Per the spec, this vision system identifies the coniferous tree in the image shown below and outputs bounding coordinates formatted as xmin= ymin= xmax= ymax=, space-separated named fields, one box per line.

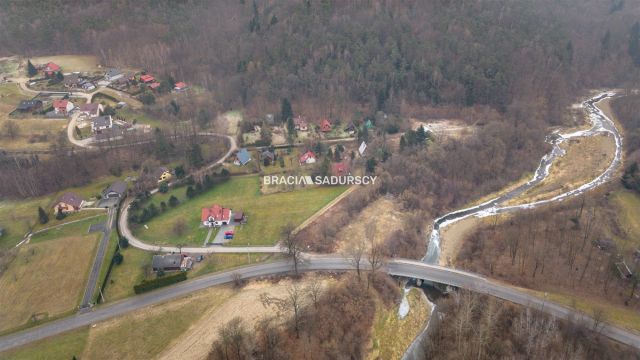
xmin=629 ymin=22 xmax=640 ymax=66
xmin=281 ymin=98 xmax=293 ymax=124
xmin=27 ymin=60 xmax=37 ymax=77
xmin=38 ymin=207 xmax=49 ymax=224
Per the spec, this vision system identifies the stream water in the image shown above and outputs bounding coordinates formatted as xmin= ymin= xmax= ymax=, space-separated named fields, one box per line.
xmin=401 ymin=92 xmax=623 ymax=359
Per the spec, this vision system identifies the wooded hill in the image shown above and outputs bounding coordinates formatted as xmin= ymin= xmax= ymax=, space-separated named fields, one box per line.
xmin=1 ymin=0 xmax=639 ymax=118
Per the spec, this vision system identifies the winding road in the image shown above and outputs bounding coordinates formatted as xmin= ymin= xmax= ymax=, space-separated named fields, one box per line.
xmin=1 ymin=89 xmax=637 ymax=354
xmin=1 ymin=256 xmax=639 ymax=353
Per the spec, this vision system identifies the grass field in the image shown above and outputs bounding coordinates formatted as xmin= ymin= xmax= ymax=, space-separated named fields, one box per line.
xmin=81 ymin=286 xmax=235 ymax=360
xmin=0 ymin=174 xmax=126 ymax=249
xmin=369 ymin=288 xmax=430 ymax=360
xmin=31 ymin=55 xmax=101 ymax=73
xmin=0 ymin=234 xmax=99 ymax=333
xmin=132 ymin=176 xmax=348 ymax=246
xmin=612 ymin=190 xmax=640 ymax=249
xmin=0 ymin=327 xmax=89 ymax=360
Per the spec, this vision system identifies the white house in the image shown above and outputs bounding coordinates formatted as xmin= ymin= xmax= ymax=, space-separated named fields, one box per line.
xmin=201 ymin=204 xmax=232 ymax=227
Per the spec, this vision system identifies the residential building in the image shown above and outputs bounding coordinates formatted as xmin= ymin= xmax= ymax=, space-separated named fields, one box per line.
xmin=62 ymin=73 xmax=81 ymax=88
xmin=54 ymin=192 xmax=84 ymax=214
xmin=234 ymin=148 xmax=252 ymax=166
xmin=105 ymin=68 xmax=123 ymax=81
xmin=294 ymin=116 xmax=308 ymax=131
xmin=174 ymin=82 xmax=188 ymax=92
xmin=42 ymin=62 xmax=61 ymax=77
xmin=52 ymin=99 xmax=74 ymax=115
xmin=153 ymin=167 xmax=172 ymax=183
xmin=79 ymin=103 xmax=103 ymax=118
xmin=92 ymin=115 xmax=113 ymax=133
xmin=149 ymin=82 xmax=161 ymax=91
xmin=16 ymin=100 xmax=43 ymax=113
xmin=261 ymin=150 xmax=275 ymax=164
xmin=299 ymin=150 xmax=317 ymax=165
xmin=140 ymin=74 xmax=155 ymax=83
xmin=152 ymin=254 xmax=193 ymax=272
xmin=103 ymin=180 xmax=127 ymax=199
xmin=320 ymin=118 xmax=332 ymax=132
xmin=333 ymin=162 xmax=350 ymax=176
xmin=201 ymin=204 xmax=232 ymax=227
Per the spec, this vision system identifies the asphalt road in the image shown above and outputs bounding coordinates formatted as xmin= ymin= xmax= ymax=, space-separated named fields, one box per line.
xmin=79 ymin=207 xmax=116 ymax=309
xmin=2 ymin=256 xmax=640 ymax=353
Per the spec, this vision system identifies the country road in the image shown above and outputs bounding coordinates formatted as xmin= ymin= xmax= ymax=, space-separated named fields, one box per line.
xmin=1 ymin=256 xmax=639 ymax=353
xmin=79 ymin=207 xmax=116 ymax=308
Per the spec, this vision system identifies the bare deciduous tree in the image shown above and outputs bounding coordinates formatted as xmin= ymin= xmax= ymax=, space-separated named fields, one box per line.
xmin=260 ymin=284 xmax=305 ymax=339
xmin=281 ymin=222 xmax=303 ymax=275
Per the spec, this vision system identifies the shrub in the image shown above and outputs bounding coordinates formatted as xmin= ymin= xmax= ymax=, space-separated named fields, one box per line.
xmin=133 ymin=272 xmax=187 ymax=294
xmin=169 ymin=195 xmax=179 ymax=207
xmin=159 ymin=181 xmax=169 ymax=193
xmin=113 ymin=252 xmax=124 ymax=265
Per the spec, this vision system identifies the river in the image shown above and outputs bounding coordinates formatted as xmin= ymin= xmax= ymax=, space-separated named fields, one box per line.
xmin=401 ymin=91 xmax=623 ymax=359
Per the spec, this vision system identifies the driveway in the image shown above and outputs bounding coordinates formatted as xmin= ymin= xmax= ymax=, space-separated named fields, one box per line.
xmin=209 ymin=224 xmax=236 ymax=245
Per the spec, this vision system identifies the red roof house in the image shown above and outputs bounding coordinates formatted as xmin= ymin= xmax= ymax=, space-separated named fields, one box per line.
xmin=299 ymin=150 xmax=317 ymax=165
xmin=201 ymin=204 xmax=232 ymax=227
xmin=42 ymin=62 xmax=61 ymax=76
xmin=140 ymin=74 xmax=155 ymax=83
xmin=174 ymin=82 xmax=188 ymax=92
xmin=294 ymin=116 xmax=308 ymax=131
xmin=149 ymin=82 xmax=161 ymax=90
xmin=333 ymin=162 xmax=350 ymax=176
xmin=52 ymin=99 xmax=74 ymax=115
xmin=320 ymin=119 xmax=332 ymax=132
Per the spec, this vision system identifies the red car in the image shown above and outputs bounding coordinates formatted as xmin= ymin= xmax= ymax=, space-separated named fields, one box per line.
xmin=224 ymin=230 xmax=235 ymax=236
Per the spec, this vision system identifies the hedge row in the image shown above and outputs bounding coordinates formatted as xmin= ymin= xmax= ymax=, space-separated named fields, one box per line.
xmin=133 ymin=272 xmax=187 ymax=294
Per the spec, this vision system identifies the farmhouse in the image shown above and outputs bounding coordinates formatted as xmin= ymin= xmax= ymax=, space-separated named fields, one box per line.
xmin=16 ymin=100 xmax=43 ymax=113
xmin=174 ymin=82 xmax=188 ymax=92
xmin=153 ymin=167 xmax=172 ymax=183
xmin=202 ymin=204 xmax=232 ymax=227
xmin=103 ymin=180 xmax=127 ymax=199
xmin=299 ymin=150 xmax=317 ymax=165
xmin=294 ymin=116 xmax=308 ymax=131
xmin=140 ymin=74 xmax=155 ymax=83
xmin=54 ymin=192 xmax=84 ymax=214
xmin=92 ymin=115 xmax=113 ymax=133
xmin=320 ymin=118 xmax=332 ymax=132
xmin=42 ymin=62 xmax=61 ymax=76
xmin=234 ymin=148 xmax=252 ymax=166
xmin=152 ymin=254 xmax=193 ymax=272
xmin=79 ymin=103 xmax=103 ymax=118
xmin=52 ymin=99 xmax=74 ymax=115
xmin=104 ymin=68 xmax=123 ymax=81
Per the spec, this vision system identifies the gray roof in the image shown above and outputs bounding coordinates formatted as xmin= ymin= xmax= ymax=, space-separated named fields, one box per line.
xmin=93 ymin=115 xmax=113 ymax=128
xmin=63 ymin=73 xmax=80 ymax=86
xmin=236 ymin=148 xmax=251 ymax=165
xmin=57 ymin=192 xmax=84 ymax=208
xmin=17 ymin=100 xmax=42 ymax=110
xmin=105 ymin=68 xmax=122 ymax=78
xmin=152 ymin=254 xmax=183 ymax=270
xmin=261 ymin=150 xmax=275 ymax=160
xmin=104 ymin=180 xmax=127 ymax=196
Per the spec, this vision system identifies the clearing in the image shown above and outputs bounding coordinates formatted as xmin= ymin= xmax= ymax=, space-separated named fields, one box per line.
xmin=510 ymin=133 xmax=616 ymax=204
xmin=132 ymin=176 xmax=348 ymax=246
xmin=0 ymin=234 xmax=99 ymax=333
xmin=30 ymin=55 xmax=101 ymax=73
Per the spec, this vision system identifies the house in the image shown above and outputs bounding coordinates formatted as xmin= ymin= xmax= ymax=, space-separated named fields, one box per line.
xmin=294 ymin=116 xmax=308 ymax=131
xmin=233 ymin=210 xmax=246 ymax=223
xmin=345 ymin=122 xmax=357 ymax=135
xmin=152 ymin=254 xmax=193 ymax=272
xmin=79 ymin=103 xmax=103 ymax=118
xmin=333 ymin=162 xmax=350 ymax=176
xmin=91 ymin=115 xmax=113 ymax=133
xmin=299 ymin=150 xmax=317 ymax=165
xmin=148 ymin=82 xmax=161 ymax=91
xmin=174 ymin=82 xmax=188 ymax=92
xmin=103 ymin=180 xmax=127 ymax=199
xmin=16 ymin=100 xmax=43 ymax=113
xmin=201 ymin=204 xmax=232 ymax=227
xmin=104 ymin=68 xmax=123 ymax=81
xmin=320 ymin=118 xmax=332 ymax=132
xmin=42 ymin=62 xmax=61 ymax=76
xmin=52 ymin=99 xmax=74 ymax=115
xmin=82 ymin=82 xmax=96 ymax=91
xmin=234 ymin=148 xmax=252 ymax=166
xmin=54 ymin=192 xmax=84 ymax=214
xmin=140 ymin=74 xmax=155 ymax=83
xmin=261 ymin=150 xmax=275 ymax=164
xmin=62 ymin=73 xmax=81 ymax=88
xmin=153 ymin=167 xmax=172 ymax=183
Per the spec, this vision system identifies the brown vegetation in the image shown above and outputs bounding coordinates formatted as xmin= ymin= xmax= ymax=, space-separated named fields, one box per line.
xmin=422 ymin=291 xmax=637 ymax=359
